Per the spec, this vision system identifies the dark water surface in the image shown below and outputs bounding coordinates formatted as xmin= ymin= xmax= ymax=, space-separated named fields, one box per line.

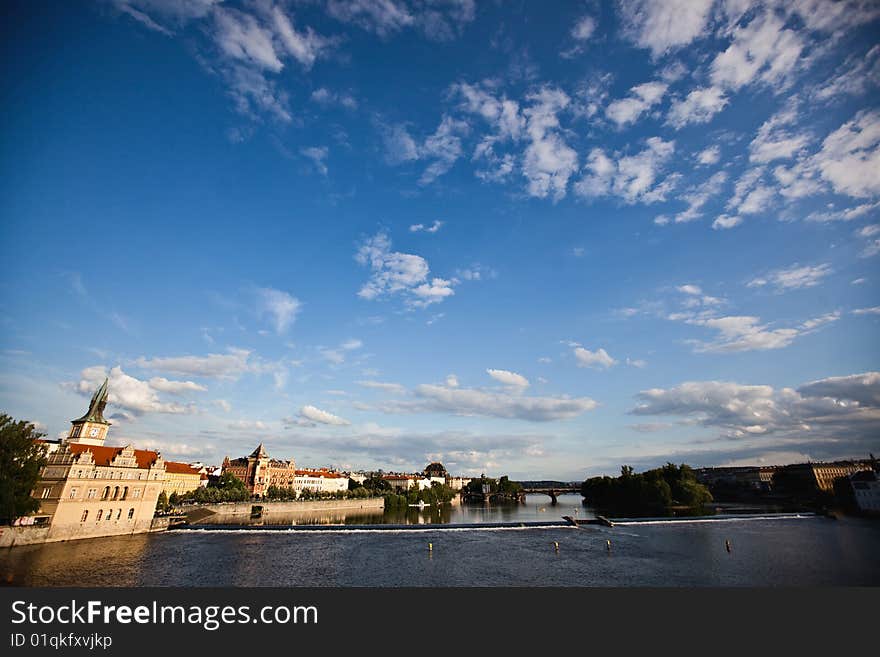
xmin=2 ymin=495 xmax=878 ymax=586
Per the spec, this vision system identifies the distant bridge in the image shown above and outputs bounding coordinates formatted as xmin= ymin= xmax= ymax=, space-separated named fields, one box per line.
xmin=520 ymin=485 xmax=580 ymax=505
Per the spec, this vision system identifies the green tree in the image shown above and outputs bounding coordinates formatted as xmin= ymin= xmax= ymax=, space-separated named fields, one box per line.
xmin=0 ymin=414 xmax=48 ymax=525
xmin=156 ymin=491 xmax=169 ymax=513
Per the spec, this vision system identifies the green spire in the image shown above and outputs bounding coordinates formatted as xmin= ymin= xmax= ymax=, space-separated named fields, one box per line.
xmin=73 ymin=378 xmax=110 ymax=424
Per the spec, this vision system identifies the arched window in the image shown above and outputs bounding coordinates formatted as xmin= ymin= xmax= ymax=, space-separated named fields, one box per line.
xmin=106 ymin=510 xmax=112 ymax=521
xmin=121 ymin=486 xmax=128 ymax=500
xmin=116 ymin=509 xmax=121 ymax=520
xmin=112 ymin=486 xmax=120 ymax=500
xmin=96 ymin=510 xmax=103 ymax=521
xmin=81 ymin=510 xmax=88 ymax=522
xmin=128 ymin=508 xmax=135 ymax=520
xmin=101 ymin=486 xmax=110 ymax=500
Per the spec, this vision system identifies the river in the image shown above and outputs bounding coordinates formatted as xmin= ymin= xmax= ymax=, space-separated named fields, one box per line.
xmin=2 ymin=495 xmax=878 ymax=586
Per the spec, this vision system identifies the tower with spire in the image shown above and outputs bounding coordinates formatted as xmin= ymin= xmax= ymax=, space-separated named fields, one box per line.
xmin=68 ymin=378 xmax=111 ymax=446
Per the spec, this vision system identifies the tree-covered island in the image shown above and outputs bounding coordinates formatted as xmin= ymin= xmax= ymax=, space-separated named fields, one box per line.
xmin=581 ymin=463 xmax=713 ymax=517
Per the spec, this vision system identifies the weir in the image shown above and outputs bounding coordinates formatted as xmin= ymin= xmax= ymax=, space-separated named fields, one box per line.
xmin=172 ymin=520 xmax=574 ymax=532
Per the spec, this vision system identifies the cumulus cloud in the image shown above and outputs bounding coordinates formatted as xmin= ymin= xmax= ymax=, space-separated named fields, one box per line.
xmin=605 ymin=81 xmax=668 ymax=128
xmin=617 ymin=0 xmax=714 ymax=58
xmin=571 ymin=15 xmax=597 ymax=41
xmin=813 ymin=110 xmax=880 ymax=198
xmin=521 ymin=87 xmax=578 ymax=201
xmin=697 ymin=145 xmax=721 ymax=165
xmin=71 ymin=366 xmax=197 ymax=417
xmin=749 ymin=106 xmax=810 ymax=164
xmin=382 ymin=116 xmax=469 ymax=184
xmin=660 ymin=171 xmax=728 ymax=224
xmin=486 ymin=368 xmax=530 ymax=388
xmin=630 ymin=371 xmax=880 ymax=442
xmin=298 ymin=404 xmax=351 ymax=426
xmin=747 ymin=263 xmax=833 ymax=292
xmin=355 ymin=231 xmax=456 ymax=308
xmin=409 ymin=220 xmax=444 ymax=233
xmin=574 ymin=347 xmax=617 ymax=369
xmin=575 ymin=137 xmax=676 ymax=204
xmin=667 ymin=86 xmax=729 ymax=129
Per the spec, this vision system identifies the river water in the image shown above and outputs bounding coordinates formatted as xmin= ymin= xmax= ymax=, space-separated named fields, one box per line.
xmin=2 ymin=495 xmax=878 ymax=586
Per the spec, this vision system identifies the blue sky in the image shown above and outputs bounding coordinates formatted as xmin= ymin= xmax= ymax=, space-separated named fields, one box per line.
xmin=1 ymin=0 xmax=878 ymax=480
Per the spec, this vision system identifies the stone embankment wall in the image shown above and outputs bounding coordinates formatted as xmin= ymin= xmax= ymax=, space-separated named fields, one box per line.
xmin=0 ymin=517 xmax=169 ymax=548
xmin=185 ymin=497 xmax=385 ymax=520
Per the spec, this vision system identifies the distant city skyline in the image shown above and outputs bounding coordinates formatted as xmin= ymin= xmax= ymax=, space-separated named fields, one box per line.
xmin=1 ymin=1 xmax=878 ymax=480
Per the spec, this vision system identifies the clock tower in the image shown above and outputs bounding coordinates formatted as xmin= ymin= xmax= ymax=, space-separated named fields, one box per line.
xmin=68 ymin=378 xmax=111 ymax=446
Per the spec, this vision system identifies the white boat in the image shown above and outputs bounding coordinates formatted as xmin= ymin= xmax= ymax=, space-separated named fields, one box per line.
xmin=408 ymin=500 xmax=430 ymax=508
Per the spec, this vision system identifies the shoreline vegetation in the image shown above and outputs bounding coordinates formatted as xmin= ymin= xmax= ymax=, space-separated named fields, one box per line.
xmin=580 ymin=463 xmax=714 ymax=518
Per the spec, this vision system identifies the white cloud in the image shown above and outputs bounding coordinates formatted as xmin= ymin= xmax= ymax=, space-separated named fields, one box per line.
xmin=136 ymin=348 xmax=256 ymax=380
xmin=667 ymin=86 xmax=728 ymax=129
xmin=683 ymin=312 xmax=840 ymax=353
xmin=747 ymin=263 xmax=833 ymax=292
xmin=357 ymin=380 xmax=406 ymax=394
xmin=320 ymin=338 xmax=363 ymax=365
xmin=571 ymin=15 xmax=597 ymax=41
xmin=710 ymin=9 xmax=804 ymax=91
xmin=853 ymin=306 xmax=880 ymax=315
xmin=256 ymin=287 xmax=301 ymax=334
xmin=814 ymin=110 xmax=880 ymax=198
xmin=574 ymin=347 xmax=617 ymax=369
xmin=804 ymin=201 xmax=880 ymax=223
xmin=399 ymin=384 xmax=598 ymax=422
xmin=72 ymin=366 xmax=196 ymax=417
xmin=383 ymin=116 xmax=468 ymax=184
xmin=355 ymin=231 xmax=455 ymax=308
xmin=409 ymin=220 xmax=444 ymax=233
xmin=213 ymin=399 xmax=232 ymax=412
xmin=618 ymin=0 xmax=714 ymax=58
xmin=446 ymin=374 xmax=459 ymax=387
xmin=213 ymin=7 xmax=284 ymax=72
xmin=147 ymin=377 xmax=207 ymax=394
xmin=486 ymin=368 xmax=530 ymax=388
xmin=812 ymin=45 xmax=880 ymax=102
xmin=749 ymin=106 xmax=810 ymax=163
xmin=605 ymin=81 xmax=668 ymax=128
xmin=697 ymin=145 xmax=720 ymax=165
xmin=325 ymin=0 xmax=414 ymax=37
xmin=668 ymin=171 xmax=728 ymax=223
xmin=575 ymin=137 xmax=676 ymax=204
xmin=310 ymin=87 xmax=358 ymax=109
xmin=300 ymin=146 xmax=328 ymax=175
xmin=298 ymin=404 xmax=351 ymax=426
xmin=630 ymin=371 xmax=880 ymax=441
xmin=521 ymin=87 xmax=578 ymax=201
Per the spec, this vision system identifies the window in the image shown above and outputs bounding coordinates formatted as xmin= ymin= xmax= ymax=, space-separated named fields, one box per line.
xmin=101 ymin=486 xmax=110 ymax=500
xmin=128 ymin=508 xmax=134 ymax=520
xmin=133 ymin=489 xmax=141 ymax=499
xmin=81 ymin=510 xmax=88 ymax=522
xmin=116 ymin=509 xmax=122 ymax=520
xmin=87 ymin=488 xmax=96 ymax=499
xmin=106 ymin=510 xmax=112 ymax=521
xmin=69 ymin=488 xmax=78 ymax=499
xmin=112 ymin=486 xmax=120 ymax=500
xmin=41 ymin=488 xmax=51 ymax=499
xmin=121 ymin=486 xmax=128 ymax=500
xmin=96 ymin=510 xmax=103 ymax=521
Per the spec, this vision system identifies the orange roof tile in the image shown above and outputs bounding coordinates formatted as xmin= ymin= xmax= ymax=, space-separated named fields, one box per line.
xmin=66 ymin=443 xmax=160 ymax=470
xmin=164 ymin=461 xmax=201 ymax=475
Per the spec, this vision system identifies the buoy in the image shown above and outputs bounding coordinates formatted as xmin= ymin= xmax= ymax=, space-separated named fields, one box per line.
xmin=553 ymin=541 xmax=559 ymax=551
xmin=428 ymin=542 xmax=433 ymax=552
xmin=606 ymin=539 xmax=612 ymax=552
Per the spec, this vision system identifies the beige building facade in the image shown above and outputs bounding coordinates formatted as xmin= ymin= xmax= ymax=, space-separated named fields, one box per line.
xmin=22 ymin=379 xmax=170 ymax=542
